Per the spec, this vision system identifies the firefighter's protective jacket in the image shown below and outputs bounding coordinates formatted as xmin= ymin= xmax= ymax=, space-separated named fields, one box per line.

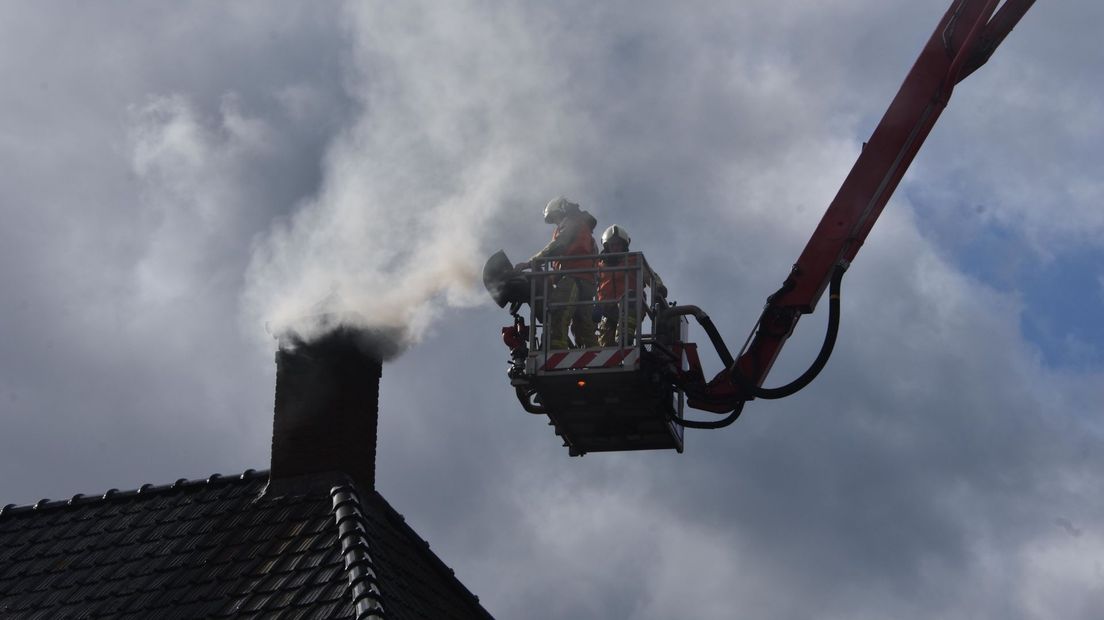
xmin=529 ymin=208 xmax=598 ymax=271
xmin=597 ymin=252 xmax=665 ymax=301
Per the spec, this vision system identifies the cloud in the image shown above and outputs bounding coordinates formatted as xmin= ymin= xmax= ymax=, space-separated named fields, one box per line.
xmin=0 ymin=4 xmax=350 ymax=502
xmin=2 ymin=2 xmax=1103 ymax=619
xmin=127 ymin=94 xmax=276 ymax=306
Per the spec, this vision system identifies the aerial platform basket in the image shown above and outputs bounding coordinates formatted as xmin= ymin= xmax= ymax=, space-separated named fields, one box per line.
xmin=485 ymin=250 xmax=688 ymax=456
xmin=483 ymin=0 xmax=1043 ymax=456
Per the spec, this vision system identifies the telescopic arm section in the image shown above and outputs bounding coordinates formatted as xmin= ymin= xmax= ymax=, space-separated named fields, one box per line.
xmin=685 ymin=0 xmax=1034 ymax=414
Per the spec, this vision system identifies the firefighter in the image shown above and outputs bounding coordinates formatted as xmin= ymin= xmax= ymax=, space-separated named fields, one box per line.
xmin=514 ymin=197 xmax=599 ymax=349
xmin=596 ymin=225 xmax=667 ymax=347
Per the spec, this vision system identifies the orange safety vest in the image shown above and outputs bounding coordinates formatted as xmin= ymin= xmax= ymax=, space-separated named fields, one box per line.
xmin=597 ymin=254 xmax=640 ymax=301
xmin=551 ymin=219 xmax=597 ymax=272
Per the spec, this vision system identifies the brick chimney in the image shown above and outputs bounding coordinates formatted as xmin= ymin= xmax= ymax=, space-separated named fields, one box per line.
xmin=269 ymin=324 xmax=399 ymax=494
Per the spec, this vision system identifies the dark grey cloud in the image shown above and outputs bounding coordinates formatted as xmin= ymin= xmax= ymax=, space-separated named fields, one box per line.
xmin=0 ymin=4 xmax=352 ymax=500
xmin=2 ymin=2 xmax=1102 ymax=619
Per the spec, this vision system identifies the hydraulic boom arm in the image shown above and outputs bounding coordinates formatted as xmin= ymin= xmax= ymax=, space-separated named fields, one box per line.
xmin=686 ymin=0 xmax=1035 ymax=414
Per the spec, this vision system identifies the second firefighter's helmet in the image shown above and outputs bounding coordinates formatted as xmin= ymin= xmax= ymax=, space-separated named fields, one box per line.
xmin=601 ymin=224 xmax=631 ymax=248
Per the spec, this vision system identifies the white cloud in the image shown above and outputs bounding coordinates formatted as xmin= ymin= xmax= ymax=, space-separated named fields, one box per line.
xmin=129 ymin=94 xmax=276 ymax=306
xmin=1015 ymin=531 xmax=1104 ymax=617
xmin=2 ymin=2 xmax=1103 ymax=619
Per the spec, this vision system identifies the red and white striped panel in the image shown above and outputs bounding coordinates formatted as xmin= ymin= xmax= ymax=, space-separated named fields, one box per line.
xmin=538 ymin=347 xmax=639 ymax=371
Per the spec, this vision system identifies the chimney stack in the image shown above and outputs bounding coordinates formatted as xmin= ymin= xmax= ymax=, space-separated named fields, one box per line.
xmin=270 ymin=324 xmax=397 ymax=493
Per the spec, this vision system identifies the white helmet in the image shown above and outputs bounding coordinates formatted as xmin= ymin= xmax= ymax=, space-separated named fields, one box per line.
xmin=543 ymin=197 xmax=578 ymax=223
xmin=601 ymin=224 xmax=631 ymax=247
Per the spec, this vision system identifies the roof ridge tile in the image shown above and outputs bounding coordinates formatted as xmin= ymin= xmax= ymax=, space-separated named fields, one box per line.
xmin=329 ymin=485 xmax=385 ymax=620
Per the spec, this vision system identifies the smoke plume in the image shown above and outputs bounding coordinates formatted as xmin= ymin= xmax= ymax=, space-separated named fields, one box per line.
xmin=241 ymin=2 xmax=582 ymax=351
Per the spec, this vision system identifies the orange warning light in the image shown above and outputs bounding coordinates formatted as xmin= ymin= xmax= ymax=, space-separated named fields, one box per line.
xmin=577 ymin=380 xmax=587 ymax=388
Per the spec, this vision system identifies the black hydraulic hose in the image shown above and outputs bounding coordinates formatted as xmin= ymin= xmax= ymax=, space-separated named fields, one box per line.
xmin=732 ymin=264 xmax=847 ymax=400
xmin=660 ymin=305 xmax=735 ymax=367
xmin=674 ymin=401 xmax=744 ymax=429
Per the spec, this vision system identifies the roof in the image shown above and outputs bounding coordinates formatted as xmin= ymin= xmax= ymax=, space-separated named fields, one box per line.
xmin=0 ymin=470 xmax=492 ymax=620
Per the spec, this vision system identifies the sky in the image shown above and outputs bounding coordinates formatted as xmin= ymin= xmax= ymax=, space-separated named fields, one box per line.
xmin=2 ymin=1 xmax=1102 ymax=618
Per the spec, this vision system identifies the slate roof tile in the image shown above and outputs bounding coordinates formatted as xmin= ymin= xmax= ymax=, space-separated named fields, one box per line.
xmin=0 ymin=469 xmax=493 ymax=619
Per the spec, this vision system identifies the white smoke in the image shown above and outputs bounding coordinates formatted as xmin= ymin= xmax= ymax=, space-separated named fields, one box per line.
xmin=241 ymin=2 xmax=583 ymax=349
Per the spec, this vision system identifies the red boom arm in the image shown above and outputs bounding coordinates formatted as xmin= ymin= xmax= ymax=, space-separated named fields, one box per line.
xmin=688 ymin=0 xmax=1035 ymax=413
